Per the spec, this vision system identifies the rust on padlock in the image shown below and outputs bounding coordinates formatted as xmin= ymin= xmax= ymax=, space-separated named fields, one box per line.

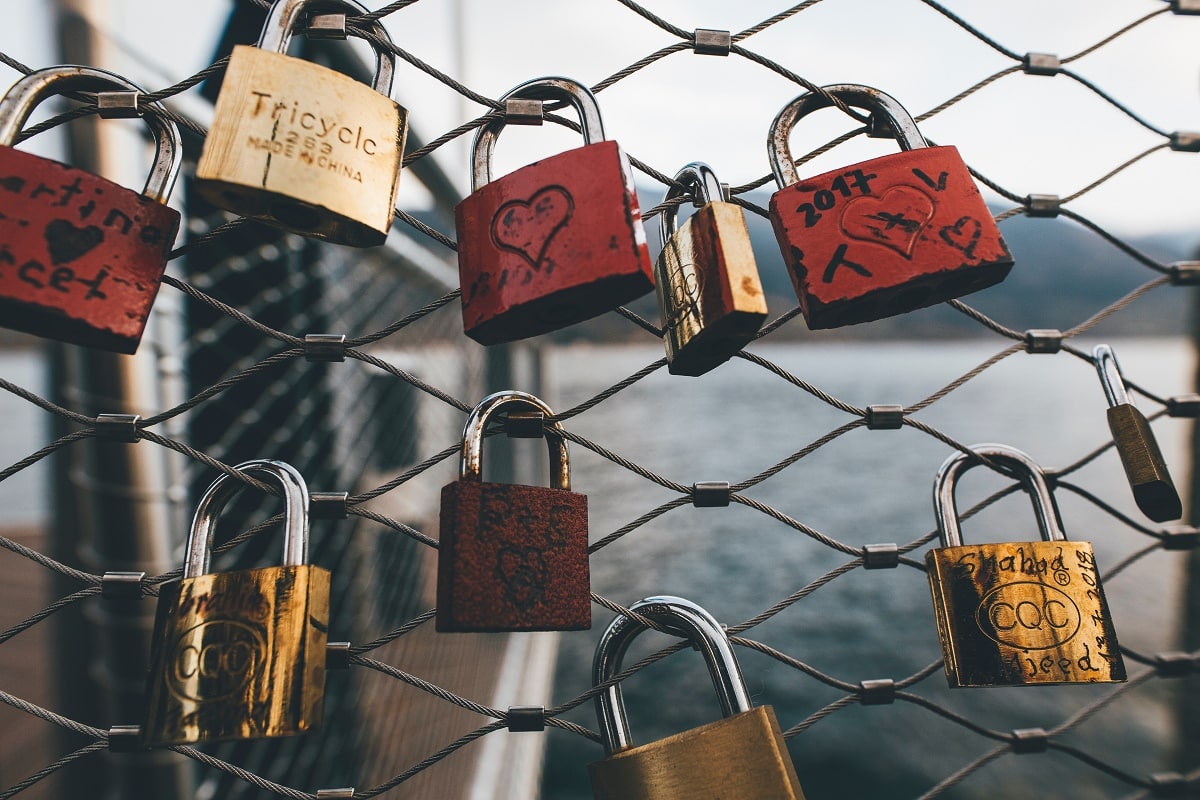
xmin=768 ymin=85 xmax=1013 ymax=330
xmin=437 ymin=480 xmax=590 ymax=631
xmin=0 ymin=66 xmax=181 ymax=353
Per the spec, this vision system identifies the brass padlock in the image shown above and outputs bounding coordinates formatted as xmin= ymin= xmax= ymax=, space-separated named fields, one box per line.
xmin=925 ymin=444 xmax=1126 ymax=688
xmin=142 ymin=459 xmax=331 ymax=745
xmin=195 ymin=0 xmax=407 ymax=246
xmin=654 ymin=162 xmax=767 ymax=376
xmin=1094 ymin=344 xmax=1182 ymax=522
xmin=588 ymin=595 xmax=805 ymax=800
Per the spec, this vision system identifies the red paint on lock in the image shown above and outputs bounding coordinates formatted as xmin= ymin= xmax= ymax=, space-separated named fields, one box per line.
xmin=769 ymin=146 xmax=1012 ymax=330
xmin=0 ymin=147 xmax=179 ymax=352
xmin=455 ymin=140 xmax=654 ymax=345
xmin=436 ymin=480 xmax=590 ymax=632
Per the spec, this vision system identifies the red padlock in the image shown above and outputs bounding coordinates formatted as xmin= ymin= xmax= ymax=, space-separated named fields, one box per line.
xmin=0 ymin=66 xmax=181 ymax=353
xmin=455 ymin=77 xmax=654 ymax=345
xmin=767 ymin=84 xmax=1013 ymax=330
xmin=437 ymin=390 xmax=590 ymax=632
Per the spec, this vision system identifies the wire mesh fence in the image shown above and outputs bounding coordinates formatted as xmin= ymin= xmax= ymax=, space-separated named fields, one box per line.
xmin=0 ymin=0 xmax=1199 ymax=798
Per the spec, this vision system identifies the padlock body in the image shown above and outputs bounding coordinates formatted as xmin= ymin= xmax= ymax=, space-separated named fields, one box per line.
xmin=655 ymin=201 xmax=767 ymax=376
xmin=436 ymin=480 xmax=590 ymax=632
xmin=926 ymin=540 xmax=1126 ymax=687
xmin=142 ymin=564 xmax=330 ymax=745
xmin=0 ymin=146 xmax=178 ymax=352
xmin=455 ymin=139 xmax=654 ymax=345
xmin=588 ymin=706 xmax=805 ymax=800
xmin=768 ymin=145 xmax=1012 ymax=329
xmin=195 ymin=45 xmax=406 ymax=247
xmin=1107 ymin=403 xmax=1181 ymax=522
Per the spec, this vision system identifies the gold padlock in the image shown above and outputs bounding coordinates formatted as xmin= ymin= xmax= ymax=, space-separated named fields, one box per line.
xmin=195 ymin=0 xmax=407 ymax=247
xmin=654 ymin=162 xmax=767 ymax=376
xmin=142 ymin=459 xmax=331 ymax=745
xmin=588 ymin=595 xmax=805 ymax=800
xmin=925 ymin=444 xmax=1127 ymax=688
xmin=1093 ymin=344 xmax=1182 ymax=522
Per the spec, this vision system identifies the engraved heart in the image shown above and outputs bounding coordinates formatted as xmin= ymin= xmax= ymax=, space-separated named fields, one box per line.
xmin=496 ymin=544 xmax=548 ymax=611
xmin=490 ymin=186 xmax=574 ymax=270
xmin=939 ymin=215 xmax=982 ymax=260
xmin=839 ymin=185 xmax=934 ymax=258
xmin=44 ymin=219 xmax=104 ymax=265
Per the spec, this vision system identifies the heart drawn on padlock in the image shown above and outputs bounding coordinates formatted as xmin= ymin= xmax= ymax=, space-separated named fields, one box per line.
xmin=44 ymin=219 xmax=105 ymax=265
xmin=496 ymin=544 xmax=548 ymax=611
xmin=938 ymin=215 xmax=982 ymax=260
xmin=490 ymin=186 xmax=574 ymax=270
xmin=839 ymin=185 xmax=934 ymax=258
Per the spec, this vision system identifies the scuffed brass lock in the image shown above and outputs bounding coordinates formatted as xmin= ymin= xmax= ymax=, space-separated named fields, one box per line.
xmin=654 ymin=162 xmax=767 ymax=376
xmin=925 ymin=444 xmax=1126 ymax=688
xmin=142 ymin=459 xmax=331 ymax=745
xmin=1093 ymin=344 xmax=1182 ymax=522
xmin=588 ymin=596 xmax=805 ymax=800
xmin=195 ymin=0 xmax=407 ymax=246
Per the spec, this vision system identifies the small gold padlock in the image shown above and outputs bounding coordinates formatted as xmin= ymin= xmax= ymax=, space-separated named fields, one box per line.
xmin=654 ymin=162 xmax=767 ymax=376
xmin=142 ymin=459 xmax=331 ymax=745
xmin=588 ymin=595 xmax=805 ymax=800
xmin=195 ymin=0 xmax=407 ymax=246
xmin=1093 ymin=344 xmax=1182 ymax=522
xmin=925 ymin=444 xmax=1127 ymax=688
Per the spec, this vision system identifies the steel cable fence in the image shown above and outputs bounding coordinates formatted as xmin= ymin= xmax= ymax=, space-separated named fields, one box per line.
xmin=0 ymin=0 xmax=1197 ymax=798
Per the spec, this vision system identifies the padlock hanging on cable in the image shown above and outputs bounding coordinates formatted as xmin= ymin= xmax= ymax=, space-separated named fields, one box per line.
xmin=195 ymin=0 xmax=407 ymax=247
xmin=0 ymin=66 xmax=181 ymax=353
xmin=142 ymin=459 xmax=331 ymax=745
xmin=925 ymin=444 xmax=1126 ymax=688
xmin=436 ymin=390 xmax=591 ymax=632
xmin=654 ymin=162 xmax=767 ymax=377
xmin=1093 ymin=344 xmax=1183 ymax=523
xmin=455 ymin=76 xmax=655 ymax=345
xmin=767 ymin=84 xmax=1014 ymax=330
xmin=588 ymin=595 xmax=806 ymax=799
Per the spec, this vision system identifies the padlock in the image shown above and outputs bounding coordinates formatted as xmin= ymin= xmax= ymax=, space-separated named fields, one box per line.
xmin=654 ymin=162 xmax=767 ymax=376
xmin=925 ymin=444 xmax=1126 ymax=688
xmin=767 ymin=84 xmax=1013 ymax=329
xmin=142 ymin=459 xmax=331 ymax=745
xmin=1093 ymin=344 xmax=1182 ymax=522
xmin=0 ymin=65 xmax=181 ymax=353
xmin=436 ymin=390 xmax=590 ymax=632
xmin=195 ymin=0 xmax=406 ymax=247
xmin=455 ymin=76 xmax=654 ymax=345
xmin=588 ymin=595 xmax=805 ymax=800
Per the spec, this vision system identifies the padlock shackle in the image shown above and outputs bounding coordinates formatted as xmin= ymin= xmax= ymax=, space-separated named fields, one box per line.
xmin=257 ymin=0 xmax=397 ymax=97
xmin=768 ymin=83 xmax=928 ymax=188
xmin=934 ymin=443 xmax=1066 ymax=548
xmin=460 ymin=390 xmax=571 ymax=491
xmin=593 ymin=595 xmax=752 ymax=755
xmin=184 ymin=459 xmax=311 ymax=579
xmin=470 ymin=76 xmax=607 ymax=192
xmin=1093 ymin=344 xmax=1132 ymax=408
xmin=658 ymin=161 xmax=725 ymax=243
xmin=0 ymin=65 xmax=182 ymax=204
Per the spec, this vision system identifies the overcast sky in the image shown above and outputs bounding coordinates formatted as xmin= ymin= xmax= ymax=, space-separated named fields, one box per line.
xmin=5 ymin=0 xmax=1198 ymax=238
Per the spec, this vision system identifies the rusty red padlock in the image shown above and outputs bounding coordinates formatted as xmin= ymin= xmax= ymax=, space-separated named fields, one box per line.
xmin=767 ymin=84 xmax=1013 ymax=329
xmin=454 ymin=76 xmax=654 ymax=345
xmin=0 ymin=65 xmax=181 ymax=353
xmin=437 ymin=390 xmax=591 ymax=632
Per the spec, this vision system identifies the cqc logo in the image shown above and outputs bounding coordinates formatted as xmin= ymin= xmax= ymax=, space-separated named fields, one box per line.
xmin=976 ymin=582 xmax=1081 ymax=650
xmin=165 ymin=620 xmax=266 ymax=703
